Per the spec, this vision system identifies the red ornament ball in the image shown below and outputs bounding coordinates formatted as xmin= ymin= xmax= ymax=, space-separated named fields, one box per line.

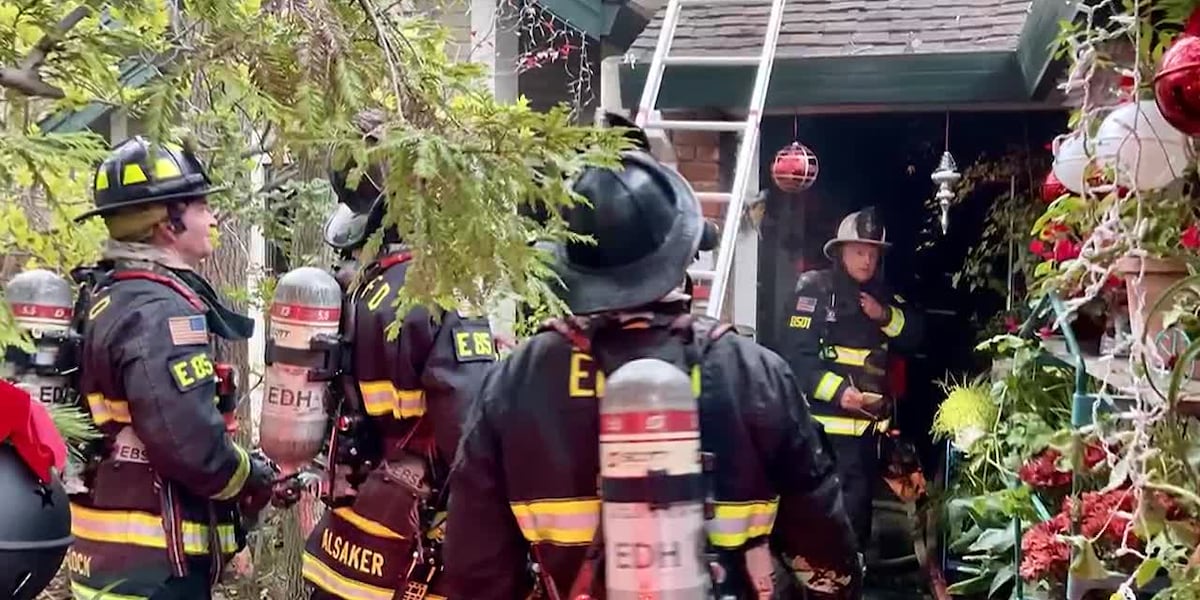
xmin=1041 ymin=171 xmax=1068 ymax=203
xmin=1154 ymin=9 xmax=1200 ymax=136
xmin=772 ymin=141 xmax=819 ymax=193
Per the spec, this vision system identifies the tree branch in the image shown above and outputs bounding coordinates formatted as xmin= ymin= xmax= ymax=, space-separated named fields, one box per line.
xmin=0 ymin=5 xmax=91 ymax=98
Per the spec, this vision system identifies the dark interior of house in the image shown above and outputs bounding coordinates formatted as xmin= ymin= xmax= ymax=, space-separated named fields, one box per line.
xmin=753 ymin=109 xmax=1069 ymax=595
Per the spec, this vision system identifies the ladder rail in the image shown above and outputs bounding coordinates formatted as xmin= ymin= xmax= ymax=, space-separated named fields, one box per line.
xmin=633 ymin=0 xmax=684 ymax=129
xmin=705 ymin=0 xmax=788 ymax=319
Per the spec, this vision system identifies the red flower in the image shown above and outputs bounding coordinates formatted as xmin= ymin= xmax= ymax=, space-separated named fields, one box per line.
xmin=1104 ymin=275 xmax=1124 ymax=290
xmin=1020 ymin=513 xmax=1071 ymax=582
xmin=1004 ymin=315 xmax=1020 ymax=333
xmin=1052 ymin=239 xmax=1081 ymax=262
xmin=1019 ymin=449 xmax=1073 ymax=488
xmin=1074 ymin=489 xmax=1136 ymax=546
xmin=1151 ymin=491 xmax=1192 ymax=520
xmin=1181 ymin=224 xmax=1200 ymax=249
xmin=1029 ymin=239 xmax=1046 ymax=255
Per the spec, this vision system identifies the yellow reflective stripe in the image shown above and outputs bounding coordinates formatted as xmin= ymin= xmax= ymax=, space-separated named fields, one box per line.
xmin=690 ymin=365 xmax=701 ymax=396
xmin=122 ymin=163 xmax=148 ymax=185
xmin=94 ymin=170 xmax=109 ymax=191
xmin=154 ymin=157 xmax=181 ymax=180
xmin=87 ymin=393 xmax=131 ymax=425
xmin=212 ymin=443 xmax=250 ymax=501
xmin=332 ymin=507 xmax=405 ymax=540
xmin=813 ymin=372 xmax=844 ymax=402
xmin=814 ymin=415 xmax=873 ymax=436
xmin=302 ymin=553 xmax=393 ymax=600
xmin=360 ymin=381 xmax=394 ymax=415
xmin=71 ymin=504 xmax=237 ymax=555
xmin=71 ymin=581 xmax=147 ymax=600
xmin=830 ymin=346 xmax=870 ymax=367
xmin=882 ymin=306 xmax=905 ymax=338
xmin=359 ymin=380 xmax=426 ymax=418
xmin=707 ymin=499 xmax=778 ymax=548
xmin=875 ymin=418 xmax=891 ymax=433
xmin=510 ymin=498 xmax=599 ymax=545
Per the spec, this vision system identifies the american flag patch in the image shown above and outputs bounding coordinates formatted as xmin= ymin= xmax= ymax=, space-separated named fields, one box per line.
xmin=795 ymin=296 xmax=818 ymax=313
xmin=168 ymin=315 xmax=209 ymax=346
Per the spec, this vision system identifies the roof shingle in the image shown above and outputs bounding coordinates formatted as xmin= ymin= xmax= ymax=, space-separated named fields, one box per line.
xmin=629 ymin=0 xmax=1033 ymax=58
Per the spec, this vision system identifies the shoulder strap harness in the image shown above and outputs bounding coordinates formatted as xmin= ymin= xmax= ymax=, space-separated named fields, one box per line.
xmin=535 ymin=311 xmax=735 ymax=600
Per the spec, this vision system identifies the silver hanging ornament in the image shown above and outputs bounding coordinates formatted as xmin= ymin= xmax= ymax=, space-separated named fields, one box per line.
xmin=931 ymin=151 xmax=960 ymax=234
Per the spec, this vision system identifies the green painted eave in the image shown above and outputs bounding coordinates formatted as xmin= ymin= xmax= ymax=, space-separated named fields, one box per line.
xmin=536 ymin=0 xmax=623 ymax=40
xmin=619 ymin=51 xmax=1031 ymax=109
xmin=620 ymin=0 xmax=1081 ymax=109
xmin=1016 ymin=0 xmax=1080 ymax=98
xmin=38 ymin=59 xmax=162 ymax=134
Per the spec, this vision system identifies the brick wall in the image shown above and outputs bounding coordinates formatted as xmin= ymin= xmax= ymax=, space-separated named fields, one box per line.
xmin=660 ymin=109 xmax=735 ymax=306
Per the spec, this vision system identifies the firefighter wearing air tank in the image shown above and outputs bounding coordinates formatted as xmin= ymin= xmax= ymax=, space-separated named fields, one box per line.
xmin=443 ymin=116 xmax=863 ymax=600
xmin=299 ymin=109 xmax=496 ymax=600
xmin=67 ymin=137 xmax=279 ymax=598
xmin=780 ymin=207 xmax=924 ymax=547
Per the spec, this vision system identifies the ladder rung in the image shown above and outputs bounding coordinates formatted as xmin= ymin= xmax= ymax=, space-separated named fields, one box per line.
xmin=645 ymin=119 xmax=748 ymax=132
xmin=696 ymin=192 xmax=732 ymax=203
xmin=662 ymin=55 xmax=759 ymax=67
xmin=687 ymin=269 xmax=716 ymax=279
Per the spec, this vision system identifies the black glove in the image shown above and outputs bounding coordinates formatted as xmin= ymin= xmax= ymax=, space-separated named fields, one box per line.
xmin=238 ymin=451 xmax=278 ymax=520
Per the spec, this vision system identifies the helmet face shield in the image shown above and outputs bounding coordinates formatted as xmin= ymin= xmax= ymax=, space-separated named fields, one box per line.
xmin=322 ymin=203 xmax=373 ymax=250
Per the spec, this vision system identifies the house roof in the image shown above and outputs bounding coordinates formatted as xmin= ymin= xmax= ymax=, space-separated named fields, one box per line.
xmin=615 ymin=0 xmax=1079 ymax=110
xmin=629 ymin=0 xmax=1033 ymax=59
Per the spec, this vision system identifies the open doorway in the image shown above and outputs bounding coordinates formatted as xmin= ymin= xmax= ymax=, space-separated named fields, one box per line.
xmin=753 ymin=109 xmax=1067 ymax=593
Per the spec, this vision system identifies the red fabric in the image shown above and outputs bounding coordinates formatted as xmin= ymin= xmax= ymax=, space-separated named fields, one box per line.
xmin=0 ymin=379 xmax=67 ymax=483
xmin=112 ymin=270 xmax=205 ymax=310
xmin=887 ymin=355 xmax=907 ymax=399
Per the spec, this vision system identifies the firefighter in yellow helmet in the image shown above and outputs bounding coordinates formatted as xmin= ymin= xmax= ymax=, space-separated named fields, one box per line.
xmin=67 ymin=137 xmax=278 ymax=598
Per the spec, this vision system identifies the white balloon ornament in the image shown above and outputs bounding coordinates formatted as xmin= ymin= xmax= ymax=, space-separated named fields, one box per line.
xmin=1094 ymin=100 xmax=1194 ymax=191
xmin=1051 ymin=132 xmax=1091 ymax=195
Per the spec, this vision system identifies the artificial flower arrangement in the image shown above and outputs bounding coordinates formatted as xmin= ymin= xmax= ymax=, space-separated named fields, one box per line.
xmin=934 ymin=333 xmax=1200 ymax=598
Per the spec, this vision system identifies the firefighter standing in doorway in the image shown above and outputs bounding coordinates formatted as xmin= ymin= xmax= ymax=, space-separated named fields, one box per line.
xmin=443 ymin=118 xmax=863 ymax=599
xmin=780 ymin=207 xmax=924 ymax=549
xmin=67 ymin=137 xmax=279 ymax=598
xmin=300 ymin=109 xmax=497 ymax=600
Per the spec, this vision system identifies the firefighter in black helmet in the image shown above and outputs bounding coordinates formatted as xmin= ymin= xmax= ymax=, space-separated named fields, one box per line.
xmin=300 ymin=109 xmax=496 ymax=600
xmin=68 ymin=137 xmax=278 ymax=598
xmin=443 ymin=114 xmax=863 ymax=599
xmin=779 ymin=207 xmax=924 ymax=550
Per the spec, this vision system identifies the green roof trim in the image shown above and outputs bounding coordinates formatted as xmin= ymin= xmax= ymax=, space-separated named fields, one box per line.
xmin=38 ymin=59 xmax=162 ymax=134
xmin=535 ymin=0 xmax=624 ymax=40
xmin=619 ymin=51 xmax=1031 ymax=109
xmin=1016 ymin=0 xmax=1080 ymax=98
xmin=619 ymin=2 xmax=1080 ymax=109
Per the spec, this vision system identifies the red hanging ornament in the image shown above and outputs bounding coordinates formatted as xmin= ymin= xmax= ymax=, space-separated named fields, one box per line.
xmin=772 ymin=141 xmax=819 ymax=193
xmin=1041 ymin=171 xmax=1068 ymax=203
xmin=1154 ymin=8 xmax=1200 ymax=136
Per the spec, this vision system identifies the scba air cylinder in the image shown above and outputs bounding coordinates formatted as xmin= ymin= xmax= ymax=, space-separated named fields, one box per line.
xmin=599 ymin=358 xmax=709 ymax=600
xmin=261 ymin=267 xmax=342 ymax=476
xmin=2 ymin=269 xmax=75 ymax=404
